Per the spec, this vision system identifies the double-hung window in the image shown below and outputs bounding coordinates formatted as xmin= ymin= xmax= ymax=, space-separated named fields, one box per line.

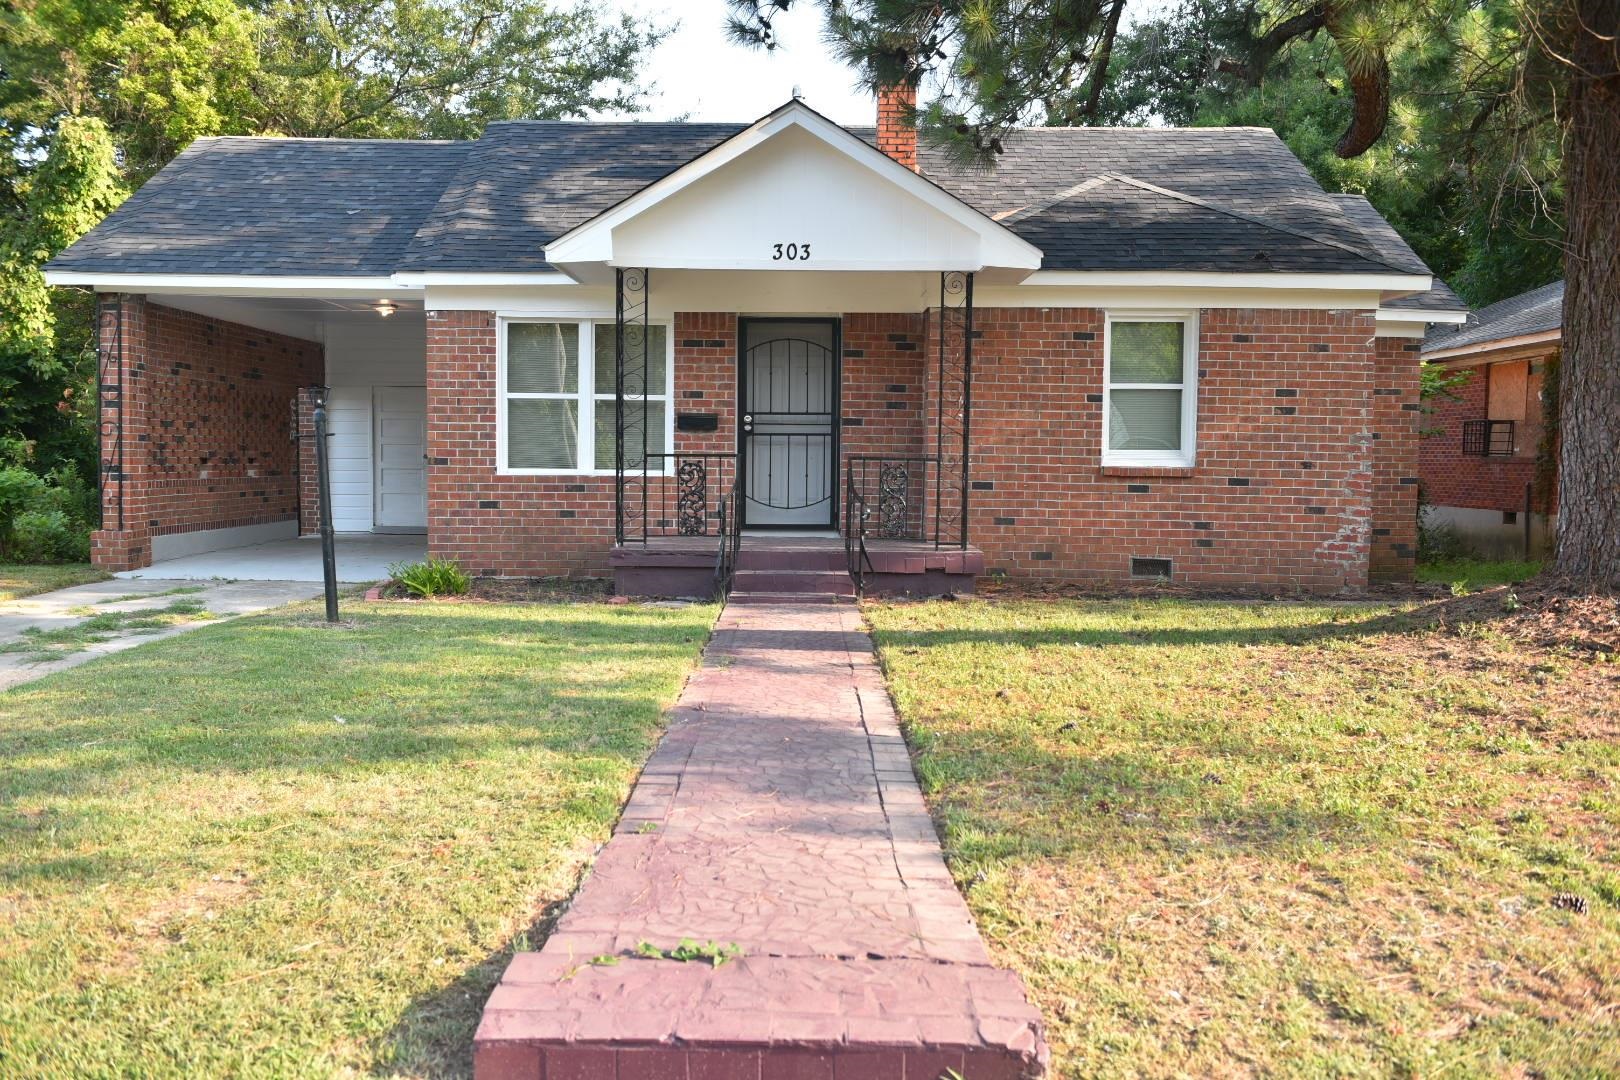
xmin=1103 ymin=314 xmax=1198 ymax=467
xmin=501 ymin=319 xmax=670 ymax=473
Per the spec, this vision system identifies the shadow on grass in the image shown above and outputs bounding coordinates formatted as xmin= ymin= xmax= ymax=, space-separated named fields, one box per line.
xmin=372 ymin=897 xmax=576 ymax=1079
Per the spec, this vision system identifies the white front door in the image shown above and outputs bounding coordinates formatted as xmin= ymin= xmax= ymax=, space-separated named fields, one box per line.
xmin=373 ymin=386 xmax=427 ymax=531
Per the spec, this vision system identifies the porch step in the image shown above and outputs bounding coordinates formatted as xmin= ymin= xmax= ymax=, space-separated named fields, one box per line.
xmin=725 ymin=590 xmax=852 ymax=606
xmin=736 ymin=543 xmax=849 ymax=572
xmin=731 ymin=569 xmax=854 ymax=596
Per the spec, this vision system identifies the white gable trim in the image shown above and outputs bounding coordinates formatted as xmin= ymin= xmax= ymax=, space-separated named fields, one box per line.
xmin=543 ymin=100 xmax=1042 ymax=273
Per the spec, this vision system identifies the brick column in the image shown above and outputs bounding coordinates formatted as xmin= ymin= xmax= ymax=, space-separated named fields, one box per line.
xmin=1370 ymin=337 xmax=1422 ymax=580
xmin=90 ymin=295 xmax=152 ymax=571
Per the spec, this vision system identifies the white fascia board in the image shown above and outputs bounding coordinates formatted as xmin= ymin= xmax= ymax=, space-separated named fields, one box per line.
xmin=544 ymin=101 xmax=1042 ymax=271
xmin=1022 ymin=270 xmax=1433 ymax=291
xmin=1377 ymin=306 xmax=1468 ymax=324
xmin=43 ymin=271 xmax=418 ymax=297
xmin=1375 ymin=320 xmax=1434 ymax=339
xmin=390 ymin=271 xmax=578 ymax=286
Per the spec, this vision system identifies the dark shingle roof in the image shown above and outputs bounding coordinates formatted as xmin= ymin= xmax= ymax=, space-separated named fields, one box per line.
xmin=49 ymin=138 xmax=470 ymax=276
xmin=401 ymin=122 xmax=742 ymax=272
xmin=49 ymin=111 xmax=1429 ymax=279
xmin=1330 ymin=194 xmax=1465 ymax=312
xmin=999 ymin=175 xmax=1402 ymax=274
xmin=1423 ymin=280 xmax=1564 ymax=354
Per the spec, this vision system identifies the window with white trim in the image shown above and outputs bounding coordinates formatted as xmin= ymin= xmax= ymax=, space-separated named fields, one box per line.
xmin=1103 ymin=314 xmax=1198 ymax=467
xmin=500 ymin=319 xmax=671 ymax=474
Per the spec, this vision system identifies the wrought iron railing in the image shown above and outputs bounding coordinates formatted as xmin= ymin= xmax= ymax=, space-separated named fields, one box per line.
xmin=844 ymin=471 xmax=875 ymax=596
xmin=1462 ymin=418 xmax=1516 ymax=457
xmin=620 ymin=451 xmax=741 ymax=598
xmin=624 ymin=452 xmax=740 ymax=540
xmin=843 ymin=455 xmax=939 ymax=542
xmin=843 ymin=454 xmax=941 ymax=595
xmin=715 ymin=471 xmax=742 ymax=597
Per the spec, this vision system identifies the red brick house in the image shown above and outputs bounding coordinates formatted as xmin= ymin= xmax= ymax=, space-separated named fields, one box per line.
xmin=1418 ymin=280 xmax=1563 ymax=559
xmin=46 ymin=97 xmax=1465 ymax=594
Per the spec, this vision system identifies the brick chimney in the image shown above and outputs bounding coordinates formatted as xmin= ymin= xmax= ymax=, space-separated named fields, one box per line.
xmin=876 ymin=83 xmax=918 ymax=171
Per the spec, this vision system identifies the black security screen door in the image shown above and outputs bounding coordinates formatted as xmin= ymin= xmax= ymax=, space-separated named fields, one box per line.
xmin=739 ymin=318 xmax=838 ymax=528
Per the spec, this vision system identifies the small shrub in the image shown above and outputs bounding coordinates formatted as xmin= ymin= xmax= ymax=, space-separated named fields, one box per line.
xmin=0 ymin=465 xmax=95 ymax=564
xmin=9 ymin=509 xmax=91 ymax=563
xmin=388 ymin=558 xmax=471 ymax=598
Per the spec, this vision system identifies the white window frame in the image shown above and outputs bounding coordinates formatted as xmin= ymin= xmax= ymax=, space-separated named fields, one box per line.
xmin=496 ymin=315 xmax=675 ymax=476
xmin=1101 ymin=310 xmax=1199 ymax=468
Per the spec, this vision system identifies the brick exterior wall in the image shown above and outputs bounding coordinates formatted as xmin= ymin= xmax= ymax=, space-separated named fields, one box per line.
xmin=1369 ymin=337 xmax=1423 ymax=580
xmin=933 ymin=306 xmax=1388 ymax=592
xmin=427 ymin=311 xmax=934 ymax=576
xmin=1418 ymin=359 xmax=1551 ymax=515
xmin=427 ymin=310 xmax=750 ymax=576
xmin=91 ymin=296 xmax=323 ymax=571
xmin=426 ymin=306 xmax=1412 ymax=590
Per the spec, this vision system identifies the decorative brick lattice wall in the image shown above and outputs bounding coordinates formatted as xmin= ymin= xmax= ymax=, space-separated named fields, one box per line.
xmin=91 ymin=296 xmax=323 ymax=571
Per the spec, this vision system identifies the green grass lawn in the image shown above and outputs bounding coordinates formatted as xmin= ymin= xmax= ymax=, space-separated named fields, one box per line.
xmin=868 ymin=596 xmax=1619 ymax=1078
xmin=0 ymin=563 xmax=109 ymax=601
xmin=0 ymin=596 xmax=715 ymax=1078
xmin=1418 ymin=557 xmax=1543 ymax=594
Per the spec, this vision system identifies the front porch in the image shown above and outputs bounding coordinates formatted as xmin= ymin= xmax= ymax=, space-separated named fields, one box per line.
xmin=611 ymin=534 xmax=985 ymax=598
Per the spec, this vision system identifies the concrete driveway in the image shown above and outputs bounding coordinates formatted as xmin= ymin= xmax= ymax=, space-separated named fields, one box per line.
xmin=0 ymin=577 xmax=321 ymax=691
xmin=115 ymin=533 xmax=426 ymax=583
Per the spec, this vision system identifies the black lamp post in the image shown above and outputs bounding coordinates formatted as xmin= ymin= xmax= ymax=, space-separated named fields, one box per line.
xmin=310 ymin=386 xmax=340 ymax=622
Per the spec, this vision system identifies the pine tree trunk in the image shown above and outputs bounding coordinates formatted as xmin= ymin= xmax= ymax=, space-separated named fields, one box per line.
xmin=1550 ymin=0 xmax=1620 ymax=590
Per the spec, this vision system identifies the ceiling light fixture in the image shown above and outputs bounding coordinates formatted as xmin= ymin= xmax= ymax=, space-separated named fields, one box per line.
xmin=372 ymin=299 xmax=398 ymax=318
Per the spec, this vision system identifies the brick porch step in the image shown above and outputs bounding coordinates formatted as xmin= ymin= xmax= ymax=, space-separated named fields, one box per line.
xmin=725 ymin=590 xmax=849 ymax=606
xmin=731 ymin=568 xmax=855 ymax=595
xmin=477 ymin=952 xmax=1042 ymax=1079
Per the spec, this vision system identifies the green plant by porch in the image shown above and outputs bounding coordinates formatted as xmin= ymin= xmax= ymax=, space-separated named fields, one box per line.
xmin=388 ymin=557 xmax=472 ymax=598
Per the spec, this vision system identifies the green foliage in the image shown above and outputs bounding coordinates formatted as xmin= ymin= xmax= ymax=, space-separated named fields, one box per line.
xmin=0 ymin=0 xmax=664 ymax=517
xmin=1099 ymin=0 xmax=1563 ymax=307
xmin=0 ymin=465 xmax=98 ymax=564
xmin=633 ymin=939 xmax=745 ymax=968
xmin=388 ymin=557 xmax=472 ymax=598
xmin=0 ymin=118 xmax=124 ymax=487
xmin=1417 ymin=557 xmax=1543 ymax=593
xmin=252 ymin=0 xmax=665 ymax=140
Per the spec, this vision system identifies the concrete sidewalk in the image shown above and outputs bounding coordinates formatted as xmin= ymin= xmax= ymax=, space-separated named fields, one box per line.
xmin=0 ymin=578 xmax=320 ymax=691
xmin=475 ymin=595 xmax=1047 ymax=1079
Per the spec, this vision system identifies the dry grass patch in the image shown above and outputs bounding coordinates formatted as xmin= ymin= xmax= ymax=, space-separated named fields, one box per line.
xmin=0 ymin=564 xmax=108 ymax=602
xmin=867 ymin=596 xmax=1619 ymax=1078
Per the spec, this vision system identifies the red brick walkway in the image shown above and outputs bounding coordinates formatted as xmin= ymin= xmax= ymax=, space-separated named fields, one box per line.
xmin=475 ymin=595 xmax=1047 ymax=1079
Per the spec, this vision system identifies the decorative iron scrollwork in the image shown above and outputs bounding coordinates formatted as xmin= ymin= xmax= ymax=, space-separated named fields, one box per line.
xmin=677 ymin=458 xmax=708 ymax=536
xmin=878 ymin=462 xmax=910 ymax=538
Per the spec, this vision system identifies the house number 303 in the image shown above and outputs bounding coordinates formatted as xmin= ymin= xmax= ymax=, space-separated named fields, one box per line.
xmin=772 ymin=242 xmax=811 ymax=261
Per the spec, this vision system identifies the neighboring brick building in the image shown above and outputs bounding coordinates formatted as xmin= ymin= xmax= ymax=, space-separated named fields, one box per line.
xmin=48 ymin=96 xmax=1465 ymax=591
xmin=1418 ymin=281 xmax=1563 ymax=559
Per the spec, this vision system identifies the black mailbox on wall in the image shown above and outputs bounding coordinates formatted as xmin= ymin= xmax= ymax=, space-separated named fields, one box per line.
xmin=676 ymin=412 xmax=720 ymax=433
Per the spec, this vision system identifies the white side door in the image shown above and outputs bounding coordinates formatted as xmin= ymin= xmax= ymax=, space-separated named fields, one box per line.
xmin=372 ymin=386 xmax=427 ymax=531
